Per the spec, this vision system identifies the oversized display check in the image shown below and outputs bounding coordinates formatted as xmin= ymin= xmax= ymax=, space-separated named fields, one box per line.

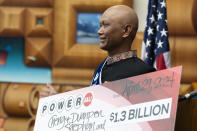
xmin=34 ymin=66 xmax=182 ymax=131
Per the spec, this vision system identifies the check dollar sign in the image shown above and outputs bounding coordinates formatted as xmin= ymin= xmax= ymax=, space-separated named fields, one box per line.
xmin=110 ymin=112 xmax=114 ymax=122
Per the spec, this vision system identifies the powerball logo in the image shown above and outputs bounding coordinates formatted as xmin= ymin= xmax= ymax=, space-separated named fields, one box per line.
xmin=40 ymin=92 xmax=93 ymax=116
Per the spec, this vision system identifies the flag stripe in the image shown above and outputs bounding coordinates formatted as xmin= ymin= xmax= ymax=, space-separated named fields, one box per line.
xmin=163 ymin=51 xmax=171 ymax=68
xmin=156 ymin=53 xmax=167 ymax=70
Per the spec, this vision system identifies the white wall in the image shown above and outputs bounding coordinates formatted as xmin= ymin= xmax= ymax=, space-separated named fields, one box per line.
xmin=133 ymin=0 xmax=148 ymax=32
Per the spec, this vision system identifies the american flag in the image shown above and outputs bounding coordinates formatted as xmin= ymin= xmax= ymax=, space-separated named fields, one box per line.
xmin=141 ymin=0 xmax=171 ymax=70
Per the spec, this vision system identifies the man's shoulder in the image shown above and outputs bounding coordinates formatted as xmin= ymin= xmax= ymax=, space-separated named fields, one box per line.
xmin=126 ymin=57 xmax=156 ymax=72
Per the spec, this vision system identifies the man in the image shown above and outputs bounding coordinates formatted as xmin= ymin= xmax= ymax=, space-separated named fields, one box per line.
xmin=91 ymin=5 xmax=155 ymax=85
xmin=40 ymin=5 xmax=155 ymax=98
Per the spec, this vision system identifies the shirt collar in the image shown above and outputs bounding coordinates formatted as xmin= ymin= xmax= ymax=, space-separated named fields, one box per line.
xmin=106 ymin=50 xmax=137 ymax=65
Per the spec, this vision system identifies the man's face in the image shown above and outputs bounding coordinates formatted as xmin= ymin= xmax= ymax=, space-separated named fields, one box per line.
xmin=97 ymin=11 xmax=124 ymax=51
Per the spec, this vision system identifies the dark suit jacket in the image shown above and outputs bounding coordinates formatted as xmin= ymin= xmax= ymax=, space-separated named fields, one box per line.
xmin=101 ymin=57 xmax=156 ymax=83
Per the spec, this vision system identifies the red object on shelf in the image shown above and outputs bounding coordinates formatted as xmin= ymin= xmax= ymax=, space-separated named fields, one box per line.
xmin=0 ymin=50 xmax=8 ymax=66
xmin=0 ymin=118 xmax=5 ymax=128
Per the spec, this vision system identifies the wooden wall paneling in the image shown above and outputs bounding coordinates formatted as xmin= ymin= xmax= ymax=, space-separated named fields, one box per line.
xmin=192 ymin=82 xmax=197 ymax=90
xmin=25 ymin=8 xmax=53 ymax=37
xmin=167 ymin=0 xmax=197 ymax=35
xmin=175 ymin=99 xmax=192 ymax=131
xmin=168 ymin=36 xmax=197 ymax=83
xmin=52 ymin=67 xmax=94 ymax=86
xmin=0 ymin=83 xmax=9 ymax=118
xmin=0 ymin=7 xmax=25 ymax=37
xmin=0 ymin=0 xmax=53 ymax=7
xmin=25 ymin=37 xmax=52 ymax=67
xmin=172 ymin=36 xmax=197 ymax=83
xmin=192 ymin=0 xmax=197 ymax=33
xmin=3 ymin=117 xmax=34 ymax=131
xmin=192 ymin=99 xmax=197 ymax=130
xmin=3 ymin=83 xmax=39 ymax=117
xmin=175 ymin=98 xmax=197 ymax=131
xmin=169 ymin=36 xmax=175 ymax=68
xmin=53 ymin=0 xmax=132 ymax=68
xmin=131 ymin=32 xmax=143 ymax=57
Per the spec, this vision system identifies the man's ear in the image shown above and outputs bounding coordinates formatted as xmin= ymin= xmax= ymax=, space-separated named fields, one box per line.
xmin=122 ymin=24 xmax=132 ymax=38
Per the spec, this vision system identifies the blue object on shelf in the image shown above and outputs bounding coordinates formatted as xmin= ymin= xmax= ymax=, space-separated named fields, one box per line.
xmin=37 ymin=18 xmax=43 ymax=25
xmin=5 ymin=45 xmax=12 ymax=51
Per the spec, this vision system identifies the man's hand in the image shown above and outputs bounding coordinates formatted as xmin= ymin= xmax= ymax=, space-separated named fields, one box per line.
xmin=39 ymin=83 xmax=57 ymax=98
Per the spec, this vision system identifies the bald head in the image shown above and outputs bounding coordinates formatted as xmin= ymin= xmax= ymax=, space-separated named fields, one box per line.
xmin=103 ymin=5 xmax=138 ymax=28
xmin=98 ymin=5 xmax=139 ymax=56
